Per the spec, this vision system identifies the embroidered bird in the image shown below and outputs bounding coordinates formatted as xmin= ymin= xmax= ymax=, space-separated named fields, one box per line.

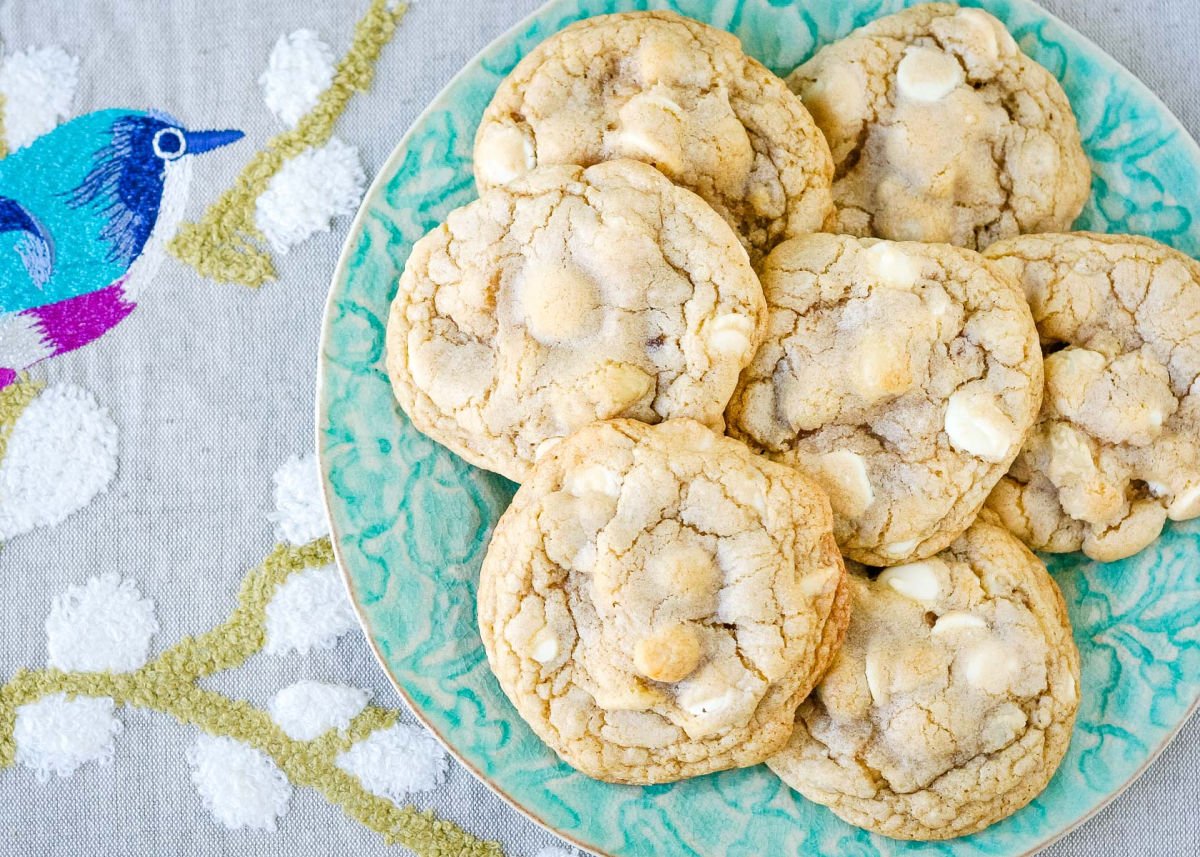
xmin=0 ymin=109 xmax=243 ymax=388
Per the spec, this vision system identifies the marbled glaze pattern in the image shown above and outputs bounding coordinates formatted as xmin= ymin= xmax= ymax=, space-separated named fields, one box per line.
xmin=318 ymin=1 xmax=1200 ymax=854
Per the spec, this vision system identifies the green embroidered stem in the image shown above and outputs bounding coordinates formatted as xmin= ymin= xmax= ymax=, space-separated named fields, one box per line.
xmin=0 ymin=378 xmax=43 ymax=465
xmin=169 ymin=0 xmax=407 ymax=286
xmin=150 ymin=539 xmax=333 ymax=683
xmin=0 ymin=538 xmax=503 ymax=857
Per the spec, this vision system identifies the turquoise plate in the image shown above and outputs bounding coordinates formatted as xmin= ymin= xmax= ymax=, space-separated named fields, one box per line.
xmin=317 ymin=1 xmax=1200 ymax=853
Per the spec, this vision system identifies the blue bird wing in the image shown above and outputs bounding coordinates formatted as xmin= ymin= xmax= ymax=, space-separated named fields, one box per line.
xmin=0 ymin=196 xmax=54 ymax=287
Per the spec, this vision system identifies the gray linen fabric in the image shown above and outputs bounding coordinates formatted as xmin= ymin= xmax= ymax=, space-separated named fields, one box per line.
xmin=0 ymin=0 xmax=1194 ymax=855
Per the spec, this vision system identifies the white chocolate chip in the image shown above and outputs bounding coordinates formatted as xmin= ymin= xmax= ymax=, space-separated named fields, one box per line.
xmin=715 ymin=466 xmax=770 ymax=518
xmin=534 ymin=437 xmax=562 ymax=461
xmin=674 ymin=663 xmax=743 ymax=737
xmin=878 ymin=559 xmax=945 ymax=603
xmin=882 ymin=538 xmax=919 ymax=558
xmin=963 ymin=639 xmax=1016 ymax=694
xmin=1044 ymin=348 xmax=1106 ymax=410
xmin=651 ymin=546 xmax=721 ymax=600
xmin=1059 ymin=663 xmax=1078 ymax=706
xmin=590 ymin=363 xmax=654 ymax=415
xmin=954 ymin=8 xmax=1002 ymax=61
xmin=659 ymin=419 xmax=717 ymax=452
xmin=944 ymin=388 xmax=1018 ymax=462
xmin=980 ymin=702 xmax=1027 ymax=751
xmin=922 ymin=285 xmax=955 ymax=337
xmin=800 ymin=62 xmax=868 ymax=132
xmin=706 ymin=313 xmax=756 ymax=360
xmin=633 ymin=623 xmax=702 ymax=684
xmin=617 ymin=90 xmax=686 ymax=176
xmin=678 ymin=685 xmax=736 ymax=719
xmin=565 ymin=464 xmax=622 ymax=499
xmin=931 ymin=611 xmax=987 ymax=635
xmin=1168 ymin=484 xmax=1200 ymax=521
xmin=623 ymin=89 xmax=684 ymax=119
xmin=476 ymin=122 xmax=535 ymax=185
xmin=518 ymin=260 xmax=601 ymax=345
xmin=864 ymin=242 xmax=920 ymax=289
xmin=864 ymin=652 xmax=889 ymax=705
xmin=1046 ymin=422 xmax=1099 ymax=484
xmin=957 ymin=7 xmax=1016 ymax=57
xmin=530 ymin=627 xmax=560 ymax=664
xmin=673 ymin=654 xmax=759 ymax=737
xmin=854 ymin=336 xmax=913 ymax=399
xmin=799 ymin=564 xmax=837 ymax=597
xmin=895 ymin=47 xmax=964 ymax=103
xmin=809 ymin=450 xmax=874 ymax=518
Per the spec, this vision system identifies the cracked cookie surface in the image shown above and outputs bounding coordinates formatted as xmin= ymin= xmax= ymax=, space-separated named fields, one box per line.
xmin=386 ymin=160 xmax=765 ymax=483
xmin=788 ymin=3 xmax=1090 ymax=249
xmin=474 ymin=10 xmax=835 ymax=262
xmin=767 ymin=513 xmax=1080 ymax=840
xmin=477 ymin=418 xmax=849 ymax=784
xmin=726 ymin=233 xmax=1042 ymax=566
xmin=984 ymin=232 xmax=1200 ymax=561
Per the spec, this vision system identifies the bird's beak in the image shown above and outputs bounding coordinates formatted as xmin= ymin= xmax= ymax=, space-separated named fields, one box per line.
xmin=184 ymin=128 xmax=245 ymax=156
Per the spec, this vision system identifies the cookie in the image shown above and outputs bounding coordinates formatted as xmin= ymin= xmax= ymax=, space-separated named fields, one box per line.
xmin=983 ymin=232 xmax=1200 ymax=561
xmin=474 ymin=10 xmax=835 ymax=262
xmin=477 ymin=419 xmax=850 ymax=784
xmin=788 ymin=3 xmax=1090 ymax=249
xmin=768 ymin=513 xmax=1080 ymax=841
xmin=386 ymin=160 xmax=765 ymax=483
xmin=726 ymin=233 xmax=1043 ymax=566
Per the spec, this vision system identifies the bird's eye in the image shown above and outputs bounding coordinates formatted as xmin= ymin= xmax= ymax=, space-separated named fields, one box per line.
xmin=153 ymin=128 xmax=187 ymax=160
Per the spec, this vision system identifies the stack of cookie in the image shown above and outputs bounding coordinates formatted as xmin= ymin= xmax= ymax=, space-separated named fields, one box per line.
xmin=384 ymin=3 xmax=1200 ymax=841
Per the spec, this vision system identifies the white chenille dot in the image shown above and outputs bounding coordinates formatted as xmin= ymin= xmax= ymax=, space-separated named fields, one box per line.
xmin=0 ymin=46 xmax=79 ymax=150
xmin=0 ymin=384 xmax=118 ymax=541
xmin=335 ymin=723 xmax=448 ymax=802
xmin=255 ymin=139 xmax=366 ymax=254
xmin=259 ymin=29 xmax=335 ymax=128
xmin=268 ymin=453 xmax=330 ymax=545
xmin=186 ymin=734 xmax=292 ymax=832
xmin=46 ymin=574 xmax=158 ymax=673
xmin=14 ymin=694 xmax=122 ymax=782
xmin=268 ymin=681 xmax=370 ymax=741
xmin=264 ymin=564 xmax=358 ymax=656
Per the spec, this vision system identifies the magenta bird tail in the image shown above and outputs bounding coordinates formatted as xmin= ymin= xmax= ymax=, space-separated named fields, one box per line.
xmin=0 ymin=280 xmax=135 ymax=388
xmin=28 ymin=281 xmax=136 ymax=358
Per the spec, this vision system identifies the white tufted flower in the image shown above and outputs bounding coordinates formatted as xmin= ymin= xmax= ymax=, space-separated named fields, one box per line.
xmin=14 ymin=694 xmax=122 ymax=782
xmin=45 ymin=574 xmax=158 ymax=673
xmin=186 ymin=734 xmax=292 ymax=832
xmin=259 ymin=29 xmax=335 ymax=128
xmin=268 ymin=681 xmax=370 ymax=741
xmin=335 ymin=722 xmax=448 ymax=802
xmin=268 ymin=453 xmax=329 ymax=545
xmin=254 ymin=138 xmax=366 ymax=254
xmin=263 ymin=563 xmax=358 ymax=656
xmin=0 ymin=46 xmax=79 ymax=150
xmin=0 ymin=384 xmax=119 ymax=541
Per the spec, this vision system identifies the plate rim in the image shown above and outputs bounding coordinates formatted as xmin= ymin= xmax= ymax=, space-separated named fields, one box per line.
xmin=314 ymin=2 xmax=605 ymax=850
xmin=315 ymin=0 xmax=1200 ymax=853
